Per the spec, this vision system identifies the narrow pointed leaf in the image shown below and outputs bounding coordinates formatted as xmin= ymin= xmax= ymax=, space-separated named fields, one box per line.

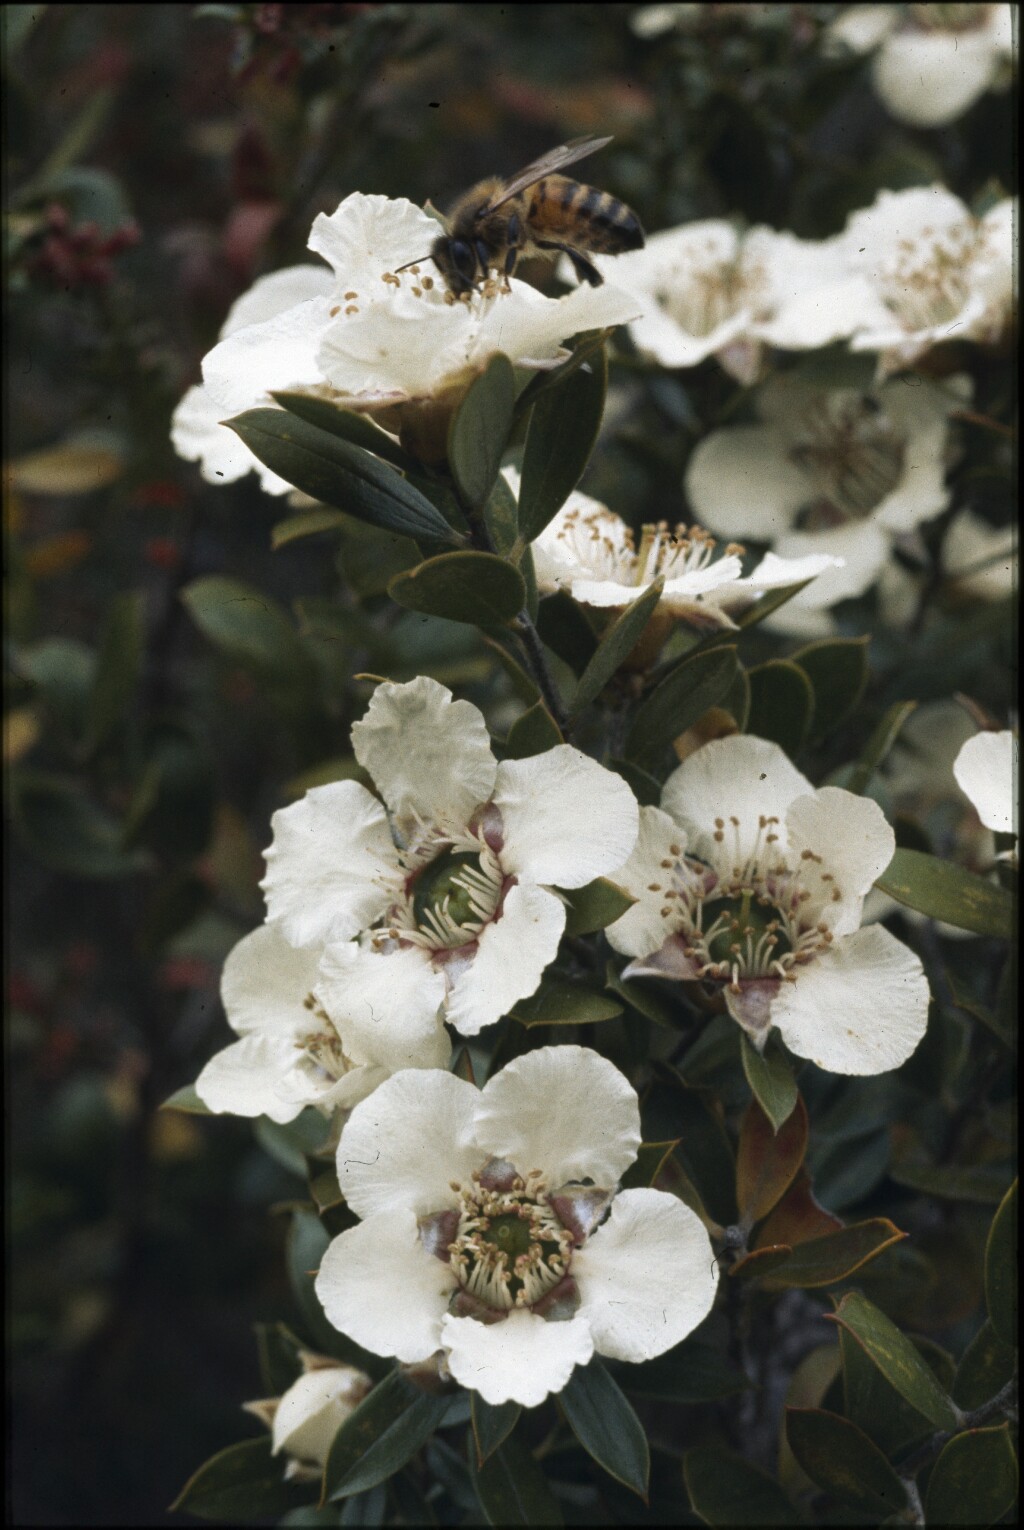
xmin=254 ymin=1321 xmax=306 ymax=1395
xmin=847 ymin=700 xmax=918 ymax=795
xmin=740 ymin=1033 xmax=798 ymax=1133
xmin=388 ymin=552 xmax=526 ymax=627
xmin=925 ymin=1423 xmax=1018 ymax=1527
xmin=227 ymin=408 xmax=462 ymax=544
xmin=570 ymin=579 xmax=664 ymax=716
xmin=322 ymin=1370 xmax=451 ymax=1501
xmin=785 ymin=1408 xmax=905 ymax=1516
xmin=826 ymin=1290 xmax=960 ymax=1430
xmin=469 ymin=1427 xmax=563 ymax=1526
xmin=561 ymin=877 xmax=635 ymax=936
xmin=271 ymin=390 xmax=417 ymax=471
xmin=448 ymin=354 xmax=516 ymax=511
xmin=875 ymin=848 xmax=1013 ymax=938
xmin=535 ymin=589 xmax=598 ymax=675
xmin=271 ymin=508 xmax=351 ymax=548
xmin=985 ymin=1179 xmax=1017 ymax=1347
xmin=518 ymin=349 xmax=607 ymax=544
xmin=736 ymin=1094 xmax=808 ymax=1225
xmin=560 ymin=1359 xmax=650 ymax=1498
xmin=504 ymin=700 xmax=562 ymax=759
xmin=684 ymin=1446 xmax=800 ymax=1525
xmin=470 ymin=1397 xmax=521 ymax=1466
xmin=625 ymin=646 xmax=739 ymax=763
xmin=160 ymin=1082 xmax=213 ymax=1114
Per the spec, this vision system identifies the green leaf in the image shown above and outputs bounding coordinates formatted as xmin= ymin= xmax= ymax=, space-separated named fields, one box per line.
xmin=736 ymin=1094 xmax=808 ymax=1225
xmin=15 ymin=636 xmax=95 ymax=747
xmin=160 ymin=1082 xmax=213 ymax=1115
xmin=792 ymin=637 xmax=870 ymax=742
xmin=254 ymin=1321 xmax=306 ymax=1396
xmin=287 ymin=1207 xmax=337 ymax=1354
xmin=388 ymin=552 xmax=526 ymax=627
xmin=839 ymin=1326 xmax=951 ymax=1457
xmin=504 ymin=700 xmax=562 ymax=759
xmin=569 ymin=579 xmax=664 ymax=717
xmin=875 ymin=848 xmax=1013 ymax=938
xmin=469 ymin=1426 xmax=563 ymax=1527
xmin=84 ymin=592 xmax=144 ymax=753
xmin=271 ymin=390 xmax=416 ymax=471
xmin=535 ymin=590 xmax=598 ymax=675
xmin=684 ymin=1445 xmax=800 ymax=1526
xmin=954 ymin=1320 xmax=1016 ymax=1411
xmin=785 ymin=1408 xmax=905 ymax=1516
xmin=827 ymin=1290 xmax=960 ymax=1430
xmin=484 ymin=472 xmax=520 ymax=559
xmin=847 ymin=701 xmax=918 ymax=795
xmin=605 ymin=961 xmax=679 ymax=1029
xmin=561 ymin=878 xmax=635 ymax=936
xmin=470 ymin=1397 xmax=521 ymax=1466
xmin=746 ymin=659 xmax=814 ymax=758
xmin=740 ymin=1033 xmax=798 ymax=1133
xmin=322 ymin=1370 xmax=451 ymax=1501
xmin=560 ymin=1359 xmax=649 ymax=1498
xmin=271 ymin=507 xmax=351 ymax=548
xmin=509 ymin=979 xmax=623 ymax=1027
xmin=606 ymin=756 xmax=662 ymax=808
xmin=619 ymin=1140 xmax=680 ymax=1192
xmin=256 ymin=1109 xmax=331 ymax=1177
xmin=181 ymin=576 xmax=315 ymax=683
xmin=9 ymin=772 xmax=147 ymax=878
xmin=170 ymin=1437 xmax=304 ymax=1521
xmin=925 ymin=1423 xmax=1019 ymax=1527
xmin=448 ymin=354 xmax=516 ymax=512
xmin=985 ymin=1179 xmax=1017 ymax=1348
xmin=623 ymin=1340 xmax=750 ymax=1403
xmin=226 ymin=408 xmax=461 ymax=545
xmin=517 ymin=348 xmax=607 ymax=545
xmin=888 ymin=1159 xmax=1012 ymax=1203
xmin=515 ymin=328 xmax=612 ymax=416
xmin=758 ymin=1219 xmax=906 ymax=1289
xmin=736 ymin=578 xmax=821 ymax=631
xmin=625 ymin=646 xmax=739 ymax=763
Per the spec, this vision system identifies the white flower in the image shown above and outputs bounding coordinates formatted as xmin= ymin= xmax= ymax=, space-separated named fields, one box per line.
xmin=606 ymin=735 xmax=931 ymax=1074
xmin=173 ymin=192 xmax=639 ymax=479
xmin=564 ymin=222 xmax=867 ymax=383
xmin=245 ymin=1352 xmax=372 ymax=1481
xmin=943 ymin=510 xmax=1017 ymax=600
xmin=261 ymin=677 xmax=639 ymax=1039
xmin=314 ymin=1047 xmax=717 ymax=1407
xmin=685 ymin=371 xmax=969 ymax=619
xmin=194 ymin=923 xmax=451 ymax=1124
xmin=826 ymin=5 xmax=1015 ymax=128
xmin=840 ymin=187 xmax=1015 ymax=376
xmin=953 ymin=729 xmax=1018 ymax=854
xmin=510 ymin=468 xmax=840 ymax=634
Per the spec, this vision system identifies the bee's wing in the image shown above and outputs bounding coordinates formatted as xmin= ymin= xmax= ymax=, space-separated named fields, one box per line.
xmin=479 ymin=135 xmax=614 ymax=215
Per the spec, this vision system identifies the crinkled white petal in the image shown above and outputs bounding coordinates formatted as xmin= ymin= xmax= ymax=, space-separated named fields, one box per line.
xmin=201 ymin=296 xmax=335 ymax=415
xmin=261 ymin=781 xmax=400 ymax=950
xmin=685 ymin=425 xmax=811 ymax=539
xmin=351 ymin=677 xmax=496 ymax=835
xmin=271 ymin=1368 xmax=366 ymax=1465
xmin=195 ymin=1033 xmax=306 ymax=1124
xmin=771 ymin=925 xmax=930 ymax=1075
xmin=335 ymin=1069 xmax=480 ymax=1220
xmin=494 ymin=746 xmax=639 ymax=889
xmin=473 ymin=1045 xmax=641 ymax=1188
xmin=474 ymin=277 xmax=642 ymax=371
xmin=444 ymin=883 xmax=565 ymax=1036
xmin=221 ymin=923 xmax=324 ymax=1038
xmin=574 ymin=1188 xmax=717 ymax=1362
xmin=170 ymin=384 xmax=294 ymax=494
xmin=605 ymin=806 xmax=687 ymax=959
xmin=772 ymin=522 xmax=890 ymax=609
xmin=784 ymin=786 xmax=896 ymax=934
xmin=314 ymin=942 xmax=448 ymax=1072
xmin=307 ymin=193 xmax=439 ymax=286
xmin=318 ymin=291 xmax=472 ymax=398
xmin=661 ymin=736 xmax=812 ymax=864
xmin=316 ymin=1210 xmax=452 ymax=1364
xmin=441 ymin=1310 xmax=594 ymax=1408
xmin=953 ymin=730 xmax=1017 ymax=835
xmin=873 ymin=28 xmax=1001 ymax=127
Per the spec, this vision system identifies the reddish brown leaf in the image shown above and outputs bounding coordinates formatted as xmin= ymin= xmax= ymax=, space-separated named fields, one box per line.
xmin=760 ymin=1219 xmax=907 ymax=1289
xmin=755 ymin=1168 xmax=843 ymax=1249
xmin=736 ymin=1093 xmax=808 ymax=1227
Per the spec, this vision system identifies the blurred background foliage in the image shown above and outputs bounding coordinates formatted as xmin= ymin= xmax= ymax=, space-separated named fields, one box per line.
xmin=4 ymin=4 xmax=1015 ymax=1525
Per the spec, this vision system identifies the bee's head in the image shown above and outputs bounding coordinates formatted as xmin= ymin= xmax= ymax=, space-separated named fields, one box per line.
xmin=431 ymin=233 xmax=477 ymax=297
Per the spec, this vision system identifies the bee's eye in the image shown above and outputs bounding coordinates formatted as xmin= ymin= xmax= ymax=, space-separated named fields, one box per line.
xmin=449 ymin=240 xmax=477 ymax=281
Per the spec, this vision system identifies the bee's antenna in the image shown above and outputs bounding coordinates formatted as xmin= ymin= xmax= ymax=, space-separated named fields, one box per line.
xmin=393 ymin=255 xmax=434 ymax=273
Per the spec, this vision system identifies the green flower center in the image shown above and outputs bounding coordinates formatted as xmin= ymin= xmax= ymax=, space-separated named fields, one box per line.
xmin=702 ymin=890 xmax=794 ymax=969
xmin=412 ymin=850 xmax=484 ymax=932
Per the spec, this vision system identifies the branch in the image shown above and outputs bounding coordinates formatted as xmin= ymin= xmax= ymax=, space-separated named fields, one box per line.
xmin=512 ymin=611 xmax=571 ymax=736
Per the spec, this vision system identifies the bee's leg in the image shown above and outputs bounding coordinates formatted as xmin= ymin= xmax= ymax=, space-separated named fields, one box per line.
xmin=502 ymin=214 xmax=522 ymax=290
xmin=536 ymin=240 xmax=604 ymax=287
xmin=474 ymin=240 xmax=494 ymax=290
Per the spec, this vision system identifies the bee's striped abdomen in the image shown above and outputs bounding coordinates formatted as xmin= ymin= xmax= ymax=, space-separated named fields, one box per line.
xmin=529 ymin=176 xmax=644 ymax=254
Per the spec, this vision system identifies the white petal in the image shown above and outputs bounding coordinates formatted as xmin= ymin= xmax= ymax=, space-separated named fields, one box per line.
xmin=784 ymin=786 xmax=896 ymax=934
xmin=473 ymin=1046 xmax=641 ymax=1188
xmin=444 ymin=883 xmax=565 ymax=1036
xmin=771 ymin=925 xmax=930 ymax=1075
xmin=824 ymin=5 xmax=899 ymax=55
xmin=307 ymin=193 xmax=440 ymax=285
xmin=315 ymin=942 xmax=448 ymax=1072
xmin=201 ymin=296 xmax=334 ymax=415
xmin=318 ymin=292 xmax=471 ymax=399
xmin=475 ymin=278 xmax=641 ymax=371
xmin=605 ymin=806 xmax=687 ymax=959
xmin=315 ymin=1210 xmax=452 ymax=1364
xmin=874 ymin=29 xmax=999 ymax=128
xmin=222 ymin=265 xmax=336 ymax=336
xmin=661 ymin=736 xmax=811 ymax=865
xmin=494 ymin=747 xmax=640 ymax=889
xmin=943 ymin=511 xmax=1017 ymax=599
xmin=756 ymin=274 xmax=884 ymax=349
xmin=170 ymin=385 xmax=294 ymax=494
xmin=574 ymin=1188 xmax=718 ymax=1362
xmin=195 ymin=1033 xmax=304 ymax=1123
xmin=728 ymin=549 xmax=847 ymax=603
xmin=684 ymin=426 xmax=810 ymax=539
xmin=772 ymin=522 xmax=890 ymax=608
xmin=441 ymin=1310 xmax=594 ymax=1408
xmin=630 ymin=304 xmax=752 ymax=369
xmin=336 ymin=1069 xmax=481 ymax=1220
xmin=221 ymin=924 xmax=323 ymax=1037
xmin=953 ymin=731 xmax=1017 ymax=835
xmin=261 ymin=781 xmax=400 ymax=949
xmin=351 ymin=677 xmax=496 ymax=834
xmin=272 ymin=1368 xmax=367 ymax=1465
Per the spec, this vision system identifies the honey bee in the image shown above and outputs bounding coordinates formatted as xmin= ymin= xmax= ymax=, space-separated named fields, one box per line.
xmin=400 ymin=135 xmax=645 ymax=297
